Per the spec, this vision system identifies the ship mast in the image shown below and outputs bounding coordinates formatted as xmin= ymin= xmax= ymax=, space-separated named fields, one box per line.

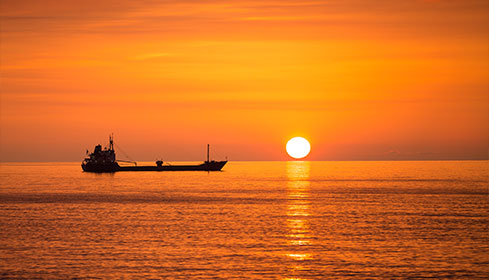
xmin=109 ymin=134 xmax=114 ymax=151
xmin=207 ymin=144 xmax=210 ymax=162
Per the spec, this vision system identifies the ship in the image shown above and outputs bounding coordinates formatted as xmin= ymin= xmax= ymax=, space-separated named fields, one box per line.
xmin=81 ymin=135 xmax=227 ymax=172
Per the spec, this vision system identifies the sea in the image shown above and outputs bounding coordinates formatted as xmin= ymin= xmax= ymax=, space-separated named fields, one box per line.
xmin=0 ymin=161 xmax=488 ymax=279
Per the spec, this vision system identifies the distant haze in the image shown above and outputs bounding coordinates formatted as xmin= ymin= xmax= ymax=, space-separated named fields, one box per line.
xmin=0 ymin=0 xmax=488 ymax=161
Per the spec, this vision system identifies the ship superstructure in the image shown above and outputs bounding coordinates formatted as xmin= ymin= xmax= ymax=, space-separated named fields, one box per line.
xmin=81 ymin=135 xmax=120 ymax=172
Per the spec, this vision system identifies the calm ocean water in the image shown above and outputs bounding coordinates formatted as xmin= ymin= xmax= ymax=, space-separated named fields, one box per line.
xmin=0 ymin=161 xmax=488 ymax=279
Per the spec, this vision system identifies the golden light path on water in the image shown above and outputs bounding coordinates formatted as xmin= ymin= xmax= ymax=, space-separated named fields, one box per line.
xmin=285 ymin=161 xmax=313 ymax=279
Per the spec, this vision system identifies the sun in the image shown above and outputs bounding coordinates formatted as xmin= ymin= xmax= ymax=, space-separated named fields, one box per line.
xmin=286 ymin=137 xmax=311 ymax=159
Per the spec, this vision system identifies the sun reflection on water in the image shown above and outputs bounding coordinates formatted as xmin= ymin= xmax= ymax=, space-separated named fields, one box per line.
xmin=285 ymin=161 xmax=313 ymax=279
xmin=286 ymin=253 xmax=313 ymax=261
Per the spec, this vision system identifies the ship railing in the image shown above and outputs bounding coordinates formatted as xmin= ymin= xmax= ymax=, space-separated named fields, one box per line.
xmin=116 ymin=160 xmax=137 ymax=166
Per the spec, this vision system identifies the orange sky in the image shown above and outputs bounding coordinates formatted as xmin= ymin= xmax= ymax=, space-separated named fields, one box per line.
xmin=1 ymin=0 xmax=488 ymax=161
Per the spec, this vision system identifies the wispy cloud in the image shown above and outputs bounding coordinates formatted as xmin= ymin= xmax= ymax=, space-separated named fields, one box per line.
xmin=132 ymin=53 xmax=176 ymax=60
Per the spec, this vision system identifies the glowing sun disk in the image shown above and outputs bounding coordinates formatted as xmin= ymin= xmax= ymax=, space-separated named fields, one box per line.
xmin=286 ymin=137 xmax=311 ymax=159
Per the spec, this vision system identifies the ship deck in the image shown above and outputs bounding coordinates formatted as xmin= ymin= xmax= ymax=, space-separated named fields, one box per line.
xmin=116 ymin=161 xmax=227 ymax=172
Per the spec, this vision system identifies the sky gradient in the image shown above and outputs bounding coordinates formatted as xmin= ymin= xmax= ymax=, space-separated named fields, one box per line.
xmin=1 ymin=0 xmax=488 ymax=161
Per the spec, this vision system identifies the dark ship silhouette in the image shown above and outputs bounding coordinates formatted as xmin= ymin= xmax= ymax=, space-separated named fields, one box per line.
xmin=82 ymin=135 xmax=227 ymax=172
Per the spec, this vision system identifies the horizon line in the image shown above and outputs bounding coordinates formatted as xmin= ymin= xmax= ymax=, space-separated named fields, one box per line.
xmin=1 ymin=159 xmax=488 ymax=164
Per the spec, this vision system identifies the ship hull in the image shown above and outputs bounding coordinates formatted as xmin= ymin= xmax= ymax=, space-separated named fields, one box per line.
xmin=81 ymin=162 xmax=121 ymax=173
xmin=82 ymin=161 xmax=227 ymax=173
